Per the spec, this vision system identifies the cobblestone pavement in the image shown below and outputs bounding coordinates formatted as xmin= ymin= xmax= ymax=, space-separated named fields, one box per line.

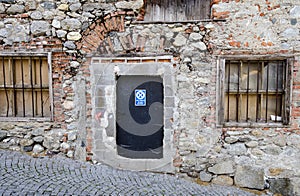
xmin=0 ymin=150 xmax=257 ymax=196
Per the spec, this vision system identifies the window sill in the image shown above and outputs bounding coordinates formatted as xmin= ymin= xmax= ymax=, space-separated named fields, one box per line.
xmin=132 ymin=19 xmax=226 ymax=25
xmin=221 ymin=122 xmax=289 ymax=128
xmin=0 ymin=117 xmax=52 ymax=122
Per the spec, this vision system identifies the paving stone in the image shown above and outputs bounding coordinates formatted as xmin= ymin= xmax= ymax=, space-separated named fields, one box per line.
xmin=0 ymin=149 xmax=256 ymax=196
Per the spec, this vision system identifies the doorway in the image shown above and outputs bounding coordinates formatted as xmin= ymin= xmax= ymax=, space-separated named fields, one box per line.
xmin=116 ymin=75 xmax=164 ymax=159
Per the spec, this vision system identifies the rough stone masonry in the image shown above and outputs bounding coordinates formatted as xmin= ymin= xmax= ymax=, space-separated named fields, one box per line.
xmin=0 ymin=0 xmax=300 ymax=195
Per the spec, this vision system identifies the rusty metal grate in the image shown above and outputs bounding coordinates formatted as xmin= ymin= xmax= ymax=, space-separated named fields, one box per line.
xmin=225 ymin=60 xmax=288 ymax=124
xmin=0 ymin=56 xmax=50 ymax=118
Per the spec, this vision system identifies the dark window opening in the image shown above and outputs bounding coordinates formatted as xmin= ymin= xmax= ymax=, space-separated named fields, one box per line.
xmin=0 ymin=56 xmax=50 ymax=118
xmin=144 ymin=0 xmax=211 ymax=22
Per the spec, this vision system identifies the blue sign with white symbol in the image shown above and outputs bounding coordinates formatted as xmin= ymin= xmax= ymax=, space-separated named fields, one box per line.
xmin=135 ymin=89 xmax=146 ymax=106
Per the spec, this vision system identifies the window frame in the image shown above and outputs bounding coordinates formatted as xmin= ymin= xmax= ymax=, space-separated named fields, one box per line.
xmin=217 ymin=56 xmax=293 ymax=128
xmin=0 ymin=52 xmax=53 ymax=122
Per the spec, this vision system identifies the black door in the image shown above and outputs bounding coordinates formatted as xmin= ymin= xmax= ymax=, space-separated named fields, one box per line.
xmin=116 ymin=76 xmax=164 ymax=159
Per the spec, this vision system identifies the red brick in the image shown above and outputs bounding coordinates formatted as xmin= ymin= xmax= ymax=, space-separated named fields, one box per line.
xmin=212 ymin=10 xmax=230 ymax=19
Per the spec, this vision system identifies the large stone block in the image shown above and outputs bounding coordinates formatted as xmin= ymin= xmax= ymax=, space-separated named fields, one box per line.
xmin=235 ymin=165 xmax=265 ymax=190
xmin=61 ymin=19 xmax=82 ymax=31
xmin=30 ymin=21 xmax=50 ymax=36
xmin=269 ymin=178 xmax=293 ymax=196
xmin=290 ymin=6 xmax=300 ymax=17
xmin=0 ymin=130 xmax=7 ymax=141
xmin=6 ymin=5 xmax=24 ymax=14
xmin=208 ymin=160 xmax=235 ymax=174
xmin=227 ymin=143 xmax=247 ymax=156
xmin=212 ymin=175 xmax=234 ymax=186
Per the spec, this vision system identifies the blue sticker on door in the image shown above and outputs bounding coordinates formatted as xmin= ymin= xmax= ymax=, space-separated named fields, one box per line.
xmin=135 ymin=89 xmax=146 ymax=106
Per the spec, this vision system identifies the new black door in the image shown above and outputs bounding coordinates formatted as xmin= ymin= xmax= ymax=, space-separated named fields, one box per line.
xmin=116 ymin=76 xmax=164 ymax=159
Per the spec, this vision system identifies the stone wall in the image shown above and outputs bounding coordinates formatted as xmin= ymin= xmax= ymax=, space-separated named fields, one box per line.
xmin=0 ymin=0 xmax=300 ymax=194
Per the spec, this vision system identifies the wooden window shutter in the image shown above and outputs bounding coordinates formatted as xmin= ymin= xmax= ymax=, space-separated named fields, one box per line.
xmin=144 ymin=0 xmax=211 ymax=22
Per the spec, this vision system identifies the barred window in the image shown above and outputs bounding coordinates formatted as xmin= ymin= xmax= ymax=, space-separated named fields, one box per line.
xmin=0 ymin=55 xmax=52 ymax=120
xmin=218 ymin=58 xmax=292 ymax=127
xmin=144 ymin=0 xmax=211 ymax=22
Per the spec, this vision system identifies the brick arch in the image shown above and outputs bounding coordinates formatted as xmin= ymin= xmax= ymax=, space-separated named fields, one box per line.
xmin=76 ymin=11 xmax=136 ymax=55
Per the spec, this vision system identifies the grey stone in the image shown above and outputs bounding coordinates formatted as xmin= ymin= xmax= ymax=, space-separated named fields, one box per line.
xmin=205 ymin=23 xmax=215 ymax=29
xmin=67 ymin=32 xmax=82 ymax=41
xmin=273 ymin=136 xmax=286 ymax=147
xmin=208 ymin=160 xmax=234 ymax=174
xmin=0 ymin=143 xmax=10 ymax=149
xmin=61 ymin=18 xmax=82 ymax=31
xmin=56 ymin=30 xmax=67 ymax=38
xmin=0 ymin=0 xmax=15 ymax=3
xmin=23 ymin=145 xmax=33 ymax=152
xmin=69 ymin=3 xmax=81 ymax=12
xmin=225 ymin=136 xmax=238 ymax=144
xmin=291 ymin=19 xmax=297 ymax=25
xmin=68 ymin=131 xmax=77 ymax=141
xmin=269 ymin=178 xmax=293 ymax=196
xmin=40 ymin=1 xmax=56 ymax=9
xmin=290 ymin=6 xmax=300 ymax=17
xmin=173 ymin=34 xmax=187 ymax=47
xmin=43 ymin=11 xmax=55 ymax=20
xmin=227 ymin=143 xmax=247 ymax=155
xmin=64 ymin=41 xmax=76 ymax=49
xmin=0 ymin=4 xmax=5 ymax=14
xmin=20 ymin=139 xmax=34 ymax=147
xmin=25 ymin=0 xmax=37 ymax=10
xmin=0 ymin=130 xmax=7 ymax=141
xmin=82 ymin=3 xmax=97 ymax=12
xmin=261 ymin=144 xmax=282 ymax=155
xmin=287 ymin=134 xmax=300 ymax=148
xmin=43 ymin=136 xmax=60 ymax=150
xmin=68 ymin=0 xmax=79 ymax=3
xmin=281 ymin=28 xmax=299 ymax=38
xmin=189 ymin=33 xmax=203 ymax=41
xmin=0 ymin=28 xmax=8 ymax=37
xmin=33 ymin=144 xmax=44 ymax=153
xmin=245 ymin=141 xmax=258 ymax=148
xmin=9 ymin=146 xmax=21 ymax=151
xmin=212 ymin=175 xmax=234 ymax=186
xmin=67 ymin=150 xmax=74 ymax=158
xmin=199 ymin=171 xmax=212 ymax=182
xmin=63 ymin=101 xmax=74 ymax=110
xmin=115 ymin=0 xmax=143 ymax=10
xmin=52 ymin=19 xmax=61 ymax=29
xmin=191 ymin=42 xmax=207 ymax=51
xmin=30 ymin=11 xmax=43 ymax=20
xmin=251 ymin=148 xmax=264 ymax=156
xmin=235 ymin=165 xmax=265 ymax=190
xmin=30 ymin=21 xmax=50 ymax=36
xmin=33 ymin=136 xmax=44 ymax=143
xmin=61 ymin=142 xmax=70 ymax=150
xmin=32 ymin=128 xmax=45 ymax=136
xmin=7 ymin=5 xmax=24 ymax=14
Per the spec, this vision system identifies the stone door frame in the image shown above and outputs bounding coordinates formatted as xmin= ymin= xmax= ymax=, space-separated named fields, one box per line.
xmin=90 ymin=56 xmax=176 ymax=172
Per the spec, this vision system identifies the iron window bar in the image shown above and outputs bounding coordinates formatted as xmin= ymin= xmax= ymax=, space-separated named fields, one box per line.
xmin=2 ymin=57 xmax=9 ymax=117
xmin=39 ymin=57 xmax=44 ymax=117
xmin=246 ymin=61 xmax=250 ymax=122
xmin=12 ymin=57 xmax=17 ymax=117
xmin=21 ymin=56 xmax=26 ymax=117
xmin=227 ymin=61 xmax=230 ymax=122
xmin=30 ymin=56 xmax=35 ymax=117
xmin=256 ymin=61 xmax=260 ymax=122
